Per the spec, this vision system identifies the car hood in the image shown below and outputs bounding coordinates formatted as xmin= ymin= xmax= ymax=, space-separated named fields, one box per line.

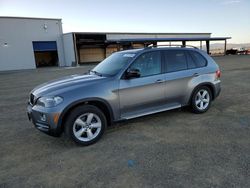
xmin=32 ymin=74 xmax=106 ymax=97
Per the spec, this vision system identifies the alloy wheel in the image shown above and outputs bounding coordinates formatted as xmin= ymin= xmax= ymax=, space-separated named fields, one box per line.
xmin=73 ymin=113 xmax=102 ymax=142
xmin=195 ymin=89 xmax=210 ymax=110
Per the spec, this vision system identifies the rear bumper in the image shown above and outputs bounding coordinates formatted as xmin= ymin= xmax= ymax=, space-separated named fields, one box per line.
xmin=27 ymin=104 xmax=62 ymax=137
xmin=213 ymin=80 xmax=221 ymax=99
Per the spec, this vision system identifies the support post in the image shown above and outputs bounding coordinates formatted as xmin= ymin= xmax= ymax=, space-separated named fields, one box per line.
xmin=76 ymin=45 xmax=81 ymax=65
xmin=182 ymin=41 xmax=186 ymax=47
xmin=73 ymin=33 xmax=79 ymax=66
xmin=200 ymin=41 xmax=202 ymax=49
xmin=104 ymin=44 xmax=107 ymax=58
xmin=224 ymin=40 xmax=227 ymax=56
xmin=206 ymin=40 xmax=210 ymax=55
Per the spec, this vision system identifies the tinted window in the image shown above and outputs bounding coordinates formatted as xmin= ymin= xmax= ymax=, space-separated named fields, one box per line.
xmin=190 ymin=51 xmax=207 ymax=68
xmin=186 ymin=52 xmax=197 ymax=69
xmin=164 ymin=50 xmax=188 ymax=72
xmin=130 ymin=51 xmax=161 ymax=77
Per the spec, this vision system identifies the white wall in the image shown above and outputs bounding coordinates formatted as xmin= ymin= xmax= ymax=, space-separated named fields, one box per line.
xmin=63 ymin=33 xmax=76 ymax=66
xmin=0 ymin=17 xmax=65 ymax=71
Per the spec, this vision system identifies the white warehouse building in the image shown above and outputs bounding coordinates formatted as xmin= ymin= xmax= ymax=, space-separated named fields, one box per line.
xmin=0 ymin=17 xmax=65 ymax=71
xmin=0 ymin=17 xmax=231 ymax=71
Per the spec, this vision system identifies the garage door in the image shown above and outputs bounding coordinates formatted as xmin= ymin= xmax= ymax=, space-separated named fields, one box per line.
xmin=80 ymin=48 xmax=105 ymax=63
xmin=33 ymin=41 xmax=57 ymax=52
xmin=32 ymin=41 xmax=58 ymax=67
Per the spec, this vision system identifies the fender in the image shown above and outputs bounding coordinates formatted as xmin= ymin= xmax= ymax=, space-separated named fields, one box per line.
xmin=57 ymin=97 xmax=115 ymax=132
xmin=189 ymin=82 xmax=216 ymax=104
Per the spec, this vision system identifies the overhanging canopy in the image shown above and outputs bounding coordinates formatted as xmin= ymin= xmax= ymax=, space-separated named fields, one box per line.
xmin=106 ymin=37 xmax=231 ymax=43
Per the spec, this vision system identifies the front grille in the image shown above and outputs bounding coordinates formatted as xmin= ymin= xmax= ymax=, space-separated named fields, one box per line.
xmin=30 ymin=93 xmax=35 ymax=105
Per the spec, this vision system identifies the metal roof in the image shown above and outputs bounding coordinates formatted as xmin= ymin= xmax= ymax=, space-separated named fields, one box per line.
xmin=64 ymin=32 xmax=212 ymax=35
xmin=106 ymin=37 xmax=231 ymax=43
xmin=0 ymin=16 xmax=61 ymax=21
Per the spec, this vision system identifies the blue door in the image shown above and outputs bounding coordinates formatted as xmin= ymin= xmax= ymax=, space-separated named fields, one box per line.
xmin=33 ymin=41 xmax=57 ymax=52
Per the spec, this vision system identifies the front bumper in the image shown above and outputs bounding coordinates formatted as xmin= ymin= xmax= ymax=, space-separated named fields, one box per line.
xmin=27 ymin=103 xmax=62 ymax=137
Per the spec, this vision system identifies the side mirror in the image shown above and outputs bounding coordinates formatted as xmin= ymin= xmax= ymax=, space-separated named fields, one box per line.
xmin=126 ymin=68 xmax=141 ymax=79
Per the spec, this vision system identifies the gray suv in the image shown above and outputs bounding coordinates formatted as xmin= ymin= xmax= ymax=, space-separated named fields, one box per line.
xmin=27 ymin=46 xmax=221 ymax=145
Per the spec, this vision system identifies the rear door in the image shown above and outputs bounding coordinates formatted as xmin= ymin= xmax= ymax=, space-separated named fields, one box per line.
xmin=119 ymin=51 xmax=166 ymax=118
xmin=163 ymin=50 xmax=198 ymax=106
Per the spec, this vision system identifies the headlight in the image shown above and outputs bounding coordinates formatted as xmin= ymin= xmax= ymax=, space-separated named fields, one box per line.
xmin=36 ymin=96 xmax=63 ymax=108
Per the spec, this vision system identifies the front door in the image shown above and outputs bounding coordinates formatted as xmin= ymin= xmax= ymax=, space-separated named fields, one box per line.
xmin=119 ymin=51 xmax=165 ymax=118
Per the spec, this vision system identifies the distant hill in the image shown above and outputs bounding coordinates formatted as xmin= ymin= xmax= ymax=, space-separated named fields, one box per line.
xmin=207 ymin=43 xmax=250 ymax=50
xmin=195 ymin=43 xmax=250 ymax=55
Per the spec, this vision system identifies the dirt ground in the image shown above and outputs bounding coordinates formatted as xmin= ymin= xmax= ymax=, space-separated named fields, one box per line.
xmin=0 ymin=55 xmax=250 ymax=188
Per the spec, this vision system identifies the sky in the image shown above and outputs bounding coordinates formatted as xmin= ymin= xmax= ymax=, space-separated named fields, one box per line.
xmin=0 ymin=0 xmax=249 ymax=43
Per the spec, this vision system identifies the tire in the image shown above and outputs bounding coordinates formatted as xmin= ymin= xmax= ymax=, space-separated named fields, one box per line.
xmin=65 ymin=105 xmax=107 ymax=146
xmin=191 ymin=86 xmax=212 ymax=114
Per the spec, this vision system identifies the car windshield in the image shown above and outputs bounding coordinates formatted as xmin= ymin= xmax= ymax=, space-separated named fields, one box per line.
xmin=91 ymin=52 xmax=136 ymax=76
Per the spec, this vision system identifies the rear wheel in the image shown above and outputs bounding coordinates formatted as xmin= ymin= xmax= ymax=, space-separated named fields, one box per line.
xmin=65 ymin=105 xmax=107 ymax=146
xmin=191 ymin=86 xmax=212 ymax=113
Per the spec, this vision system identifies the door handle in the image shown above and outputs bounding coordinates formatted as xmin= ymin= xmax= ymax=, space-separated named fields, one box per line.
xmin=155 ymin=79 xmax=165 ymax=83
xmin=193 ymin=73 xmax=199 ymax=77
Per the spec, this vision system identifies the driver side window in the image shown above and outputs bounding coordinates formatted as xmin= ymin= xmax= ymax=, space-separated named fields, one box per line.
xmin=130 ymin=51 xmax=161 ymax=77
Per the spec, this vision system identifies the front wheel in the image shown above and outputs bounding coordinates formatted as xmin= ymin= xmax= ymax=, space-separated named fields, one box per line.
xmin=65 ymin=105 xmax=107 ymax=146
xmin=191 ymin=86 xmax=212 ymax=114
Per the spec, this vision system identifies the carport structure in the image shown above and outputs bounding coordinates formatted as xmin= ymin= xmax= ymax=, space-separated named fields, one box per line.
xmin=108 ymin=37 xmax=231 ymax=55
xmin=63 ymin=32 xmax=231 ymax=65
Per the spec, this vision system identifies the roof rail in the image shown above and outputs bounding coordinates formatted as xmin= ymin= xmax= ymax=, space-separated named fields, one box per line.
xmin=145 ymin=44 xmax=199 ymax=49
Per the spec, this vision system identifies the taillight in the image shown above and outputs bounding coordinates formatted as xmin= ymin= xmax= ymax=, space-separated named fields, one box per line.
xmin=216 ymin=70 xmax=221 ymax=78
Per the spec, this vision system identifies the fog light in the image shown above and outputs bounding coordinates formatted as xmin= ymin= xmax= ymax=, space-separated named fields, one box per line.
xmin=40 ymin=113 xmax=47 ymax=122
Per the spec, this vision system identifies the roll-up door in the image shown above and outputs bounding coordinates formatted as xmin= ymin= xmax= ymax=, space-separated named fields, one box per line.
xmin=32 ymin=41 xmax=58 ymax=67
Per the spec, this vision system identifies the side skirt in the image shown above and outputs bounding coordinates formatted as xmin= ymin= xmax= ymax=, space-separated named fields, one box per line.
xmin=120 ymin=104 xmax=182 ymax=120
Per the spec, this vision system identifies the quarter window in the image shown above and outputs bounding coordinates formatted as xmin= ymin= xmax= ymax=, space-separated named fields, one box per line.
xmin=129 ymin=51 xmax=161 ymax=77
xmin=164 ymin=50 xmax=188 ymax=72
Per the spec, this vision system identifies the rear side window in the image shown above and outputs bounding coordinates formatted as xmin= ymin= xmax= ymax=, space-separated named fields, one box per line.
xmin=164 ymin=50 xmax=188 ymax=72
xmin=186 ymin=52 xmax=197 ymax=69
xmin=190 ymin=51 xmax=207 ymax=68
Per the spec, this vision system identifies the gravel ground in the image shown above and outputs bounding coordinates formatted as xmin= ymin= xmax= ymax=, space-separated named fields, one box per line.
xmin=0 ymin=55 xmax=250 ymax=188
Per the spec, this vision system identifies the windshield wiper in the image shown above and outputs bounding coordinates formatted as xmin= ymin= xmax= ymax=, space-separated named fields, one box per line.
xmin=89 ymin=70 xmax=102 ymax=77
